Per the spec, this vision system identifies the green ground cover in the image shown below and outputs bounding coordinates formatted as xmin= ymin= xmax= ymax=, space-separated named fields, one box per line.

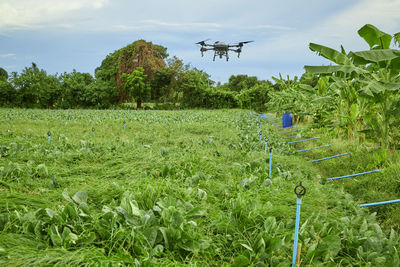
xmin=0 ymin=108 xmax=399 ymax=266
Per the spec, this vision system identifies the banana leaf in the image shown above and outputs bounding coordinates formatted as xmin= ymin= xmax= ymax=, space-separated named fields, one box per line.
xmin=394 ymin=32 xmax=400 ymax=47
xmin=358 ymin=24 xmax=392 ymax=49
xmin=349 ymin=49 xmax=400 ymax=65
xmin=388 ymin=56 xmax=400 ymax=73
xmin=309 ymin=43 xmax=352 ymax=65
xmin=304 ymin=65 xmax=367 ymax=75
xmin=358 ymin=80 xmax=400 ymax=97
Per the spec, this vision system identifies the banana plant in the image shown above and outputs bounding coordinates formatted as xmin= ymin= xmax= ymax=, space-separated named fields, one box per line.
xmin=304 ymin=24 xmax=400 ymax=148
xmin=358 ymin=70 xmax=400 ymax=148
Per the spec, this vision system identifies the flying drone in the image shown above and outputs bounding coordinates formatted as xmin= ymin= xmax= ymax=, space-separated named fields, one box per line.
xmin=195 ymin=39 xmax=254 ymax=61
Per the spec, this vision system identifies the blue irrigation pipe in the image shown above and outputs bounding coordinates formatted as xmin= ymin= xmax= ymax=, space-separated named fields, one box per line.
xmin=297 ymin=144 xmax=331 ymax=152
xmin=360 ymin=199 xmax=400 ymax=207
xmin=327 ymin=169 xmax=381 ymax=181
xmin=123 ymin=121 xmax=126 ymax=131
xmin=285 ymin=135 xmax=297 ymax=139
xmin=284 ymin=128 xmax=305 ymax=133
xmin=92 ymin=127 xmax=95 ymax=138
xmin=268 ymin=148 xmax=272 ymax=177
xmin=288 ymin=137 xmax=320 ymax=144
xmin=292 ymin=198 xmax=302 ymax=267
xmin=292 ymin=182 xmax=306 ymax=267
xmin=312 ymin=152 xmax=350 ymax=163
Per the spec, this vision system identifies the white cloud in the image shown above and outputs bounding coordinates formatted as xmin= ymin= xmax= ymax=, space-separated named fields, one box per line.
xmin=0 ymin=53 xmax=16 ymax=58
xmin=112 ymin=20 xmax=222 ymax=32
xmin=246 ymin=0 xmax=400 ymax=63
xmin=0 ymin=0 xmax=108 ymax=29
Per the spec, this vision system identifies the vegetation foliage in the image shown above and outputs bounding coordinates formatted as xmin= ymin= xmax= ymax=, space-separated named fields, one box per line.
xmin=267 ymin=24 xmax=400 ymax=149
xmin=0 ymin=23 xmax=399 ymax=265
xmin=0 ymin=108 xmax=399 ymax=266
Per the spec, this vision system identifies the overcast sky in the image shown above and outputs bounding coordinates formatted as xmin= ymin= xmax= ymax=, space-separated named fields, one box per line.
xmin=1 ymin=0 xmax=400 ymax=83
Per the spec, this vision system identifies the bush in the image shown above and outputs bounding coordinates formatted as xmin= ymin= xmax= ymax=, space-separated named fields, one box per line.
xmin=202 ymin=88 xmax=238 ymax=109
xmin=238 ymin=83 xmax=272 ymax=111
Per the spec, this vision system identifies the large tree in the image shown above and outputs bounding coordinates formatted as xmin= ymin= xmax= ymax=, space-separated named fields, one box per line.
xmin=150 ymin=56 xmax=184 ymax=103
xmin=58 ymin=70 xmax=95 ymax=108
xmin=10 ymin=63 xmax=61 ymax=108
xmin=121 ymin=67 xmax=150 ymax=109
xmin=95 ymin=40 xmax=168 ymax=103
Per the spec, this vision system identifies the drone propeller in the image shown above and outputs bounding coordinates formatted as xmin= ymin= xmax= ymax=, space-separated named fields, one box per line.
xmin=230 ymin=40 xmax=254 ymax=47
xmin=238 ymin=40 xmax=254 ymax=47
xmin=195 ymin=39 xmax=211 ymax=46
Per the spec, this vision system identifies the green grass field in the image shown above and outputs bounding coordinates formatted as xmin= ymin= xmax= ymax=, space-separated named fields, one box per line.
xmin=1 ymin=108 xmax=399 ymax=266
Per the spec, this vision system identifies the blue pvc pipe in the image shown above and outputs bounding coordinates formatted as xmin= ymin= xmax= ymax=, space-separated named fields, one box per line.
xmin=285 ymin=135 xmax=297 ymax=139
xmin=48 ymin=136 xmax=51 ymax=144
xmin=297 ymin=144 xmax=331 ymax=152
xmin=123 ymin=123 xmax=126 ymax=130
xmin=269 ymin=152 xmax=272 ymax=177
xmin=288 ymin=137 xmax=320 ymax=144
xmin=292 ymin=198 xmax=302 ymax=267
xmin=312 ymin=152 xmax=350 ymax=163
xmin=360 ymin=199 xmax=400 ymax=207
xmin=327 ymin=169 xmax=381 ymax=181
xmin=284 ymin=128 xmax=305 ymax=133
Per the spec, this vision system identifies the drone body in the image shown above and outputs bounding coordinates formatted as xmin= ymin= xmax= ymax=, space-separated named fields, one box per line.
xmin=196 ymin=39 xmax=253 ymax=61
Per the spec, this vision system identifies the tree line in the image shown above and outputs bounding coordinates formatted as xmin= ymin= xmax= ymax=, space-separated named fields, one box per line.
xmin=0 ymin=40 xmax=277 ymax=110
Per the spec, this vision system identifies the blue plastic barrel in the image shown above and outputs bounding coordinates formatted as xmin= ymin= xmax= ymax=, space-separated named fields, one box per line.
xmin=282 ymin=113 xmax=293 ymax=128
